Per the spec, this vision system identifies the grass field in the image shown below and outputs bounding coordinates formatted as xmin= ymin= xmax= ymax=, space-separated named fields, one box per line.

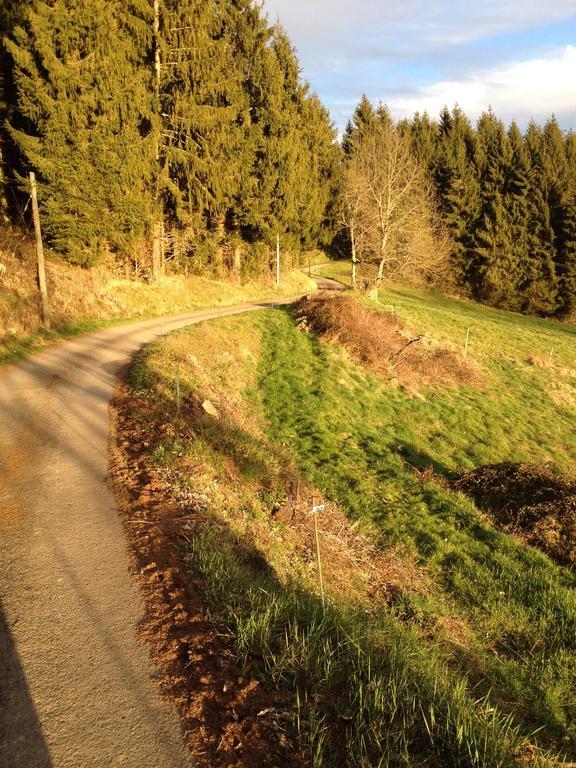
xmin=125 ymin=285 xmax=576 ymax=766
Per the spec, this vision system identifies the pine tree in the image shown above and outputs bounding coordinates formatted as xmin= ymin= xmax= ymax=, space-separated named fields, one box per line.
xmin=504 ymin=122 xmax=557 ymax=314
xmin=472 ymin=110 xmax=519 ymax=306
xmin=523 ymin=120 xmax=560 ymax=313
xmin=434 ymin=106 xmax=480 ymax=289
xmin=6 ymin=0 xmax=156 ymax=265
xmin=248 ymin=25 xmax=337 ymax=252
xmin=408 ymin=112 xmax=438 ymax=173
xmin=297 ymin=93 xmax=340 ymax=249
xmin=0 ymin=0 xmax=31 ymax=217
xmin=342 ymin=95 xmax=377 ymax=156
xmin=160 ymin=0 xmax=250 ymax=241
xmin=556 ymin=130 xmax=576 ymax=316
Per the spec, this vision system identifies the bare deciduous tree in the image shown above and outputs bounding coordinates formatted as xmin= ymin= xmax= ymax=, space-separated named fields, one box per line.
xmin=340 ymin=162 xmax=372 ymax=290
xmin=342 ymin=119 xmax=450 ymax=288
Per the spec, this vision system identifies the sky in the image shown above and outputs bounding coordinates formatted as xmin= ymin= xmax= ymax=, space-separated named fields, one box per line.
xmin=261 ymin=0 xmax=576 ymax=133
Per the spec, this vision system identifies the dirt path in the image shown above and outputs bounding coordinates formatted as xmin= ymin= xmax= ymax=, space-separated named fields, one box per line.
xmin=0 ymin=296 xmax=309 ymax=768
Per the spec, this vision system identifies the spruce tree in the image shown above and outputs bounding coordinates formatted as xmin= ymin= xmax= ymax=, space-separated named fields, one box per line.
xmin=505 ymin=122 xmax=557 ymax=314
xmin=160 ymin=0 xmax=250 ymax=239
xmin=6 ymin=0 xmax=156 ymax=265
xmin=0 ymin=0 xmax=31 ymax=218
xmin=472 ymin=110 xmax=518 ymax=306
xmin=555 ymin=130 xmax=576 ymax=316
xmin=434 ymin=106 xmax=480 ymax=289
xmin=342 ymin=95 xmax=377 ymax=156
xmin=523 ymin=120 xmax=560 ymax=313
xmin=408 ymin=112 xmax=438 ymax=173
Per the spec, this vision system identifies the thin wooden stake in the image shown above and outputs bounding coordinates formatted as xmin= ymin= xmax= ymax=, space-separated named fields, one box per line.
xmin=29 ymin=172 xmax=50 ymax=328
xmin=176 ymin=363 xmax=181 ymax=417
xmin=464 ymin=327 xmax=470 ymax=356
xmin=312 ymin=504 xmax=325 ymax=608
xmin=548 ymin=347 xmax=554 ymax=365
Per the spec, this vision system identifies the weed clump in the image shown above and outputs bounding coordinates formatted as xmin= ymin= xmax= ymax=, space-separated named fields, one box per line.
xmin=294 ymin=293 xmax=481 ymax=388
xmin=454 ymin=463 xmax=576 ymax=567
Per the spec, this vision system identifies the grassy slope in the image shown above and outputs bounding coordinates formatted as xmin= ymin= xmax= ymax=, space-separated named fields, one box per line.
xmin=126 ymin=287 xmax=576 ymax=765
xmin=258 ymin=306 xmax=576 ymax=746
xmin=0 ymin=251 xmax=316 ymax=366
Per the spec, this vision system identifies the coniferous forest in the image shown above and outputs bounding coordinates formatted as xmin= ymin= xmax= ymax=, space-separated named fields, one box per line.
xmin=0 ymin=0 xmax=340 ymax=275
xmin=0 ymin=1 xmax=575 ymax=318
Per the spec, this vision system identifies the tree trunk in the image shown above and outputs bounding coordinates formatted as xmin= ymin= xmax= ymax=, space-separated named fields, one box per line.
xmin=376 ymin=225 xmax=389 ymax=287
xmin=233 ymin=245 xmax=241 ymax=274
xmin=152 ymin=219 xmax=162 ymax=282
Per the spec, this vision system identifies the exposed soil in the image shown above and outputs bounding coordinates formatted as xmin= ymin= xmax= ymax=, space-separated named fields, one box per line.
xmin=109 ymin=385 xmax=308 ymax=768
xmin=294 ymin=293 xmax=481 ymax=389
xmin=453 ymin=462 xmax=576 ymax=567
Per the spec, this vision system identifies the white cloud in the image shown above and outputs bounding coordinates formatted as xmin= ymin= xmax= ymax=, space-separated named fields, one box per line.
xmin=386 ymin=45 xmax=576 ymax=124
xmin=262 ymin=1 xmax=576 ymax=131
xmin=263 ymin=0 xmax=576 ymax=55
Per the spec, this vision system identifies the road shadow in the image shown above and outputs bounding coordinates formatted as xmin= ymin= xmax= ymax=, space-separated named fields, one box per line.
xmin=0 ymin=600 xmax=53 ymax=768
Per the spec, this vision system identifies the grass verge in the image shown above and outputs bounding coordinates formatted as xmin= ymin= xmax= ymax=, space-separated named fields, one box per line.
xmin=112 ymin=290 xmax=576 ymax=765
xmin=0 ymin=268 xmax=316 ymax=368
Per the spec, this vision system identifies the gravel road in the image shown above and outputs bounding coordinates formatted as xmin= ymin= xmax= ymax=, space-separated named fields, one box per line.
xmin=0 ymin=296 xmax=309 ymax=768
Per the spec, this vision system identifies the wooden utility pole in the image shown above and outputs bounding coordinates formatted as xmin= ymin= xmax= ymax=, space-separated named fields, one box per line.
xmin=276 ymin=233 xmax=281 ymax=288
xmin=29 ymin=172 xmax=50 ymax=328
xmin=350 ymin=219 xmax=357 ymax=290
xmin=151 ymin=0 xmax=163 ymax=282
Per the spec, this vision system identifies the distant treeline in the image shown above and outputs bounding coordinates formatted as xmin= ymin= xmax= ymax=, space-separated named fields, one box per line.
xmin=342 ymin=96 xmax=576 ymax=317
xmin=401 ymin=105 xmax=576 ymax=317
xmin=0 ymin=0 xmax=339 ymax=275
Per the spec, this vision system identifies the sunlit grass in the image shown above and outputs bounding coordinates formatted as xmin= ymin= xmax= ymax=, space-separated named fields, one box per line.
xmin=129 ymin=285 xmax=576 ymax=763
xmin=256 ymin=304 xmax=576 ymax=749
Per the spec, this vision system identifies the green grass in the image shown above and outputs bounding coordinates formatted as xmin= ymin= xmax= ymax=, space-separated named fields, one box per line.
xmin=259 ymin=308 xmax=575 ymax=722
xmin=255 ymin=305 xmax=576 ymax=752
xmin=127 ymin=286 xmax=576 ymax=765
xmin=186 ymin=525 xmax=533 ymax=768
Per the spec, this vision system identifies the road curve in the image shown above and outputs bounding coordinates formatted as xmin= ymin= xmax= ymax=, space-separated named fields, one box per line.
xmin=0 ymin=296 xmax=306 ymax=768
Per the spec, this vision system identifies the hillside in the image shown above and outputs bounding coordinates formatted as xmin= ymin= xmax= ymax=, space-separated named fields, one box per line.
xmin=111 ymin=286 xmax=576 ymax=766
xmin=0 ymin=240 xmax=317 ymax=365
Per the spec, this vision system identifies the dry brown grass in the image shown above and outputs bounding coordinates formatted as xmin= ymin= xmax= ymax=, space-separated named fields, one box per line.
xmin=0 ymin=231 xmax=315 ymax=350
xmin=295 ymin=292 xmax=482 ymax=389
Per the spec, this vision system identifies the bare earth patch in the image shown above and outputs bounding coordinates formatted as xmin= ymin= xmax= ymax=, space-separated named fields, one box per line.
xmin=453 ymin=462 xmax=576 ymax=567
xmin=109 ymin=387 xmax=306 ymax=768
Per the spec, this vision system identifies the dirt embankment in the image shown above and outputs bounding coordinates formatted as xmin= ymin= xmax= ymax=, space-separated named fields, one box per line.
xmin=295 ymin=293 xmax=481 ymax=389
xmin=110 ymin=386 xmax=304 ymax=768
xmin=454 ymin=463 xmax=576 ymax=567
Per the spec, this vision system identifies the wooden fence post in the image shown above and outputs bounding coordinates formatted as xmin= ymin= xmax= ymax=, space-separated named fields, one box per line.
xmin=29 ymin=172 xmax=50 ymax=328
